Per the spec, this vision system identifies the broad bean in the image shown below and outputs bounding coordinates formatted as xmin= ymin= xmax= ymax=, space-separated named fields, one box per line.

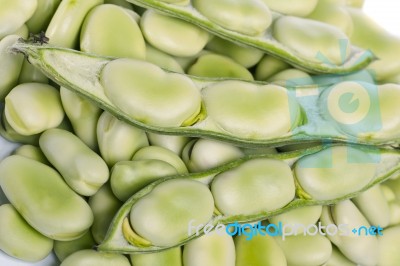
xmin=39 ymin=128 xmax=109 ymax=196
xmin=130 ymin=247 xmax=182 ymax=266
xmin=4 ymin=83 xmax=64 ymax=135
xmin=60 ymin=249 xmax=131 ymax=266
xmin=97 ymin=111 xmax=149 ymax=167
xmin=0 ymin=155 xmax=93 ymax=240
xmin=0 ymin=204 xmax=53 ymax=262
xmin=183 ymin=233 xmax=235 ymax=266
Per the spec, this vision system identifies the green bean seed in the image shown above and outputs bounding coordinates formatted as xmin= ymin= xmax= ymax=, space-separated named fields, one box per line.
xmin=60 ymin=87 xmax=102 ymax=150
xmin=378 ymin=225 xmax=400 ymax=266
xmin=211 ymin=158 xmax=295 ymax=216
xmin=12 ymin=144 xmax=50 ymax=165
xmin=97 ymin=111 xmax=149 ymax=167
xmin=130 ymin=247 xmax=182 ymax=266
xmin=187 ymin=53 xmax=254 ymax=80
xmin=235 ymin=233 xmax=286 ymax=266
xmin=182 ymin=138 xmax=244 ymax=172
xmin=53 ymin=230 xmax=95 ymax=262
xmin=272 ymin=16 xmax=350 ymax=65
xmin=294 ymin=146 xmax=378 ymax=200
xmin=0 ymin=0 xmax=37 ymax=39
xmin=147 ymin=133 xmax=190 ymax=155
xmin=132 ymin=145 xmax=188 ymax=174
xmin=0 ymin=35 xmax=25 ymax=100
xmin=255 ymin=55 xmax=290 ymax=81
xmin=269 ymin=205 xmax=322 ymax=234
xmin=325 ymin=245 xmax=357 ymax=266
xmin=352 ymin=185 xmax=390 ymax=228
xmin=321 ymin=201 xmax=378 ymax=265
xmin=110 ymin=159 xmax=178 ymax=201
xmin=88 ymin=184 xmax=122 ymax=244
xmin=267 ymin=68 xmax=314 ymax=86
xmin=262 ymin=0 xmax=318 ymax=16
xmin=130 ymin=179 xmax=214 ymax=246
xmin=60 ymin=249 xmax=131 ymax=266
xmin=0 ymin=204 xmax=53 ymax=262
xmin=183 ymin=233 xmax=235 ymax=266
xmin=39 ymin=128 xmax=109 ymax=196
xmin=306 ymin=0 xmax=353 ymax=36
xmin=145 ymin=44 xmax=184 ymax=73
xmin=202 ymin=81 xmax=301 ymax=139
xmin=26 ymin=0 xmax=61 ymax=34
xmin=45 ymin=0 xmax=103 ymax=48
xmin=0 ymin=155 xmax=93 ymax=240
xmin=275 ymin=234 xmax=332 ymax=266
xmin=140 ymin=10 xmax=209 ymax=57
xmin=100 ymin=58 xmax=202 ymax=127
xmin=205 ymin=36 xmax=263 ymax=68
xmin=4 ymin=82 xmax=64 ymax=135
xmin=80 ymin=4 xmax=146 ymax=59
xmin=18 ymin=58 xmax=49 ymax=84
xmin=320 ymin=82 xmax=400 ymax=140
xmin=192 ymin=0 xmax=272 ymax=36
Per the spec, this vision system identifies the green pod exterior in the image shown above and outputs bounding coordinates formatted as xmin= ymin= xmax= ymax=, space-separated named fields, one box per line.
xmin=126 ymin=0 xmax=374 ymax=73
xmin=0 ymin=204 xmax=53 ymax=262
xmin=60 ymin=249 xmax=131 ymax=266
xmin=0 ymin=155 xmax=93 ymax=241
xmin=130 ymin=247 xmax=182 ymax=266
xmin=39 ymin=128 xmax=109 ymax=196
xmin=98 ymin=144 xmax=400 ymax=253
xmin=10 ymin=43 xmax=398 ymax=148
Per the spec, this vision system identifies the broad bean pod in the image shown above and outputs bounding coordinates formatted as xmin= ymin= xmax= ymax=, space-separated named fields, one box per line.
xmin=98 ymin=144 xmax=400 ymax=253
xmin=126 ymin=0 xmax=375 ymax=73
xmin=9 ymin=42 xmax=400 ymax=148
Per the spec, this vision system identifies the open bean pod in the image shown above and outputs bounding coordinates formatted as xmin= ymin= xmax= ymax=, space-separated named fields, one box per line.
xmin=126 ymin=0 xmax=375 ymax=74
xmin=97 ymin=144 xmax=400 ymax=253
xmin=10 ymin=43 xmax=400 ymax=148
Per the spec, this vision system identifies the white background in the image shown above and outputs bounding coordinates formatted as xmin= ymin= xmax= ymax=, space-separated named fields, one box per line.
xmin=364 ymin=0 xmax=400 ymax=36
